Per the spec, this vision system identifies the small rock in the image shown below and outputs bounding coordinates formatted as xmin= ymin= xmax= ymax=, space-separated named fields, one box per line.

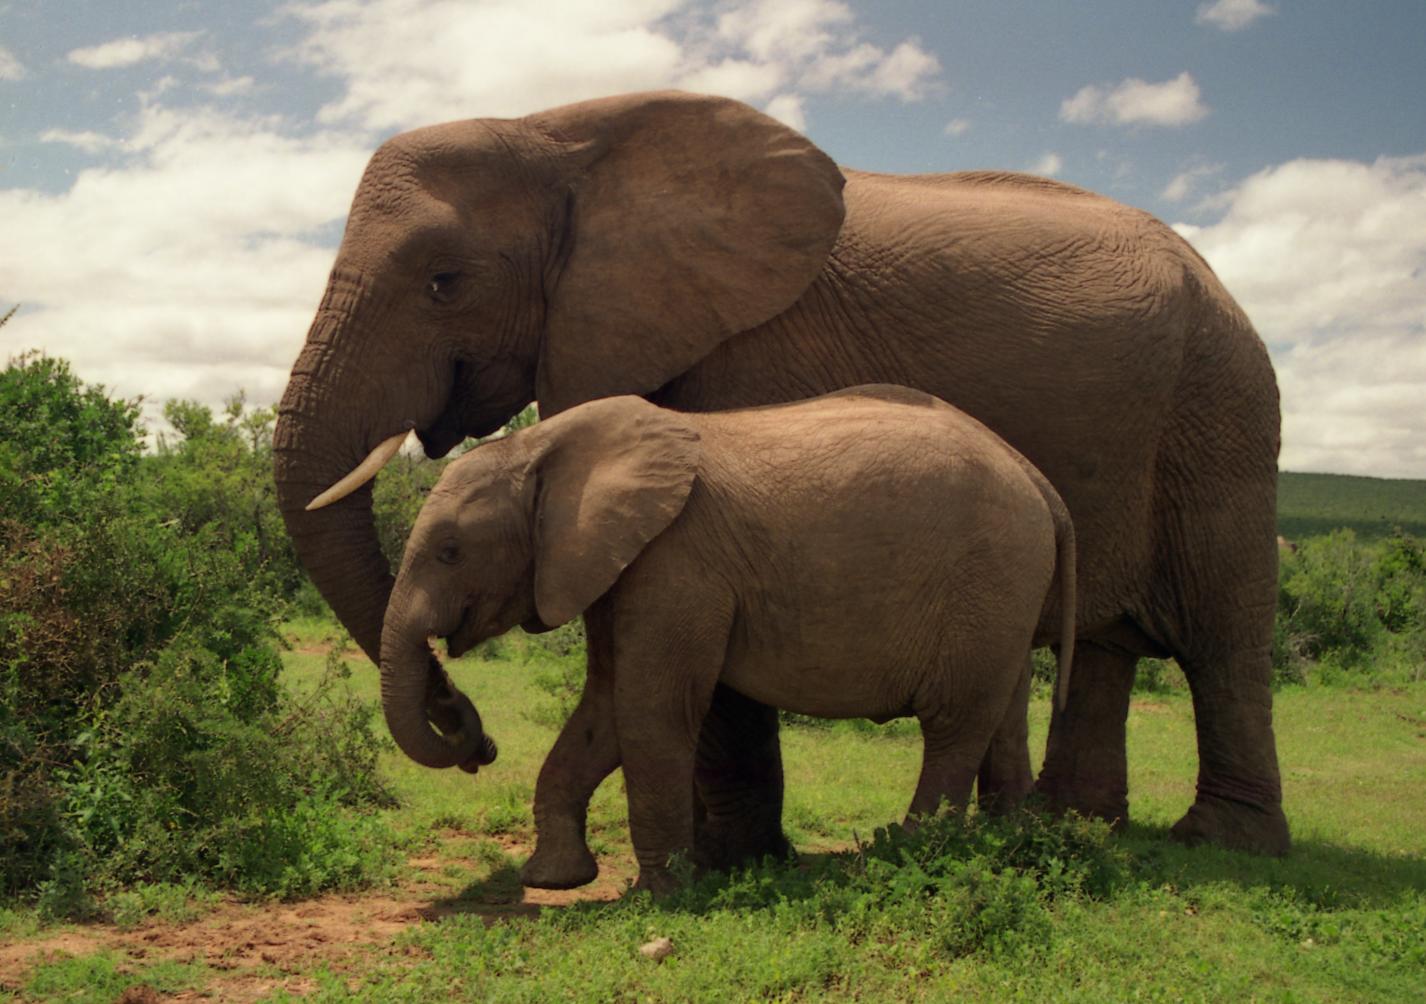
xmin=638 ymin=937 xmax=674 ymax=962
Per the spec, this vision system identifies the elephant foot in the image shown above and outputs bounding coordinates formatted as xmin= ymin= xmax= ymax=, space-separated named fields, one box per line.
xmin=632 ymin=867 xmax=681 ymax=899
xmin=521 ymin=843 xmax=598 ymax=890
xmin=976 ymin=773 xmax=1033 ymax=815
xmin=692 ymin=820 xmax=795 ymax=873
xmin=1170 ymin=794 xmax=1290 ymax=856
xmin=1033 ymin=776 xmax=1129 ymax=829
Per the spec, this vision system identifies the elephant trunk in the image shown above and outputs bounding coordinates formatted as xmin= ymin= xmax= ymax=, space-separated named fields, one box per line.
xmin=275 ymin=268 xmax=494 ymax=770
xmin=379 ymin=603 xmax=496 ymax=770
xmin=274 ymin=273 xmax=400 ymax=663
xmin=274 ymin=446 xmax=392 ymax=662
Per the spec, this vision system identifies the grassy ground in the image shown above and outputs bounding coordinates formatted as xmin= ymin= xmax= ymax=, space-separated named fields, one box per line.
xmin=4 ymin=624 xmax=1424 ymax=1002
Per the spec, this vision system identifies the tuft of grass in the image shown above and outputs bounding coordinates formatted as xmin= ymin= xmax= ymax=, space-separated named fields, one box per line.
xmin=21 ymin=952 xmax=205 ymax=1004
xmin=106 ymin=880 xmax=217 ymax=930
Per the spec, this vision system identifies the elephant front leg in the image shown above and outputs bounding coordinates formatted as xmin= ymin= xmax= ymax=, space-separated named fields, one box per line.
xmin=523 ymin=612 xmax=620 ymax=890
xmin=692 ymin=686 xmax=793 ymax=871
xmin=615 ymin=601 xmax=731 ymax=895
xmin=1035 ymin=641 xmax=1136 ymax=825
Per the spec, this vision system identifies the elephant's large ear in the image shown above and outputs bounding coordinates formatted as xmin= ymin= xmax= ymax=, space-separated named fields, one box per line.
xmin=528 ymin=91 xmax=846 ymax=414
xmin=526 ymin=396 xmax=701 ymax=627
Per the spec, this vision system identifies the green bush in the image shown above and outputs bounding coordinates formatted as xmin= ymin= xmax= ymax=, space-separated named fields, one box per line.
xmin=671 ymin=807 xmax=1123 ymax=962
xmin=0 ymin=355 xmax=396 ymax=908
xmin=143 ymin=393 xmax=304 ymax=602
xmin=1275 ymin=529 xmax=1426 ymax=684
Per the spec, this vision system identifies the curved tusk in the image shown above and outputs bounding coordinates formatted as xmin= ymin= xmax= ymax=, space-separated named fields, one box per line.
xmin=306 ymin=430 xmax=411 ymax=511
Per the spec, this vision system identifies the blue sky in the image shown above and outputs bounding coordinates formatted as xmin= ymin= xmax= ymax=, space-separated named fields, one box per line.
xmin=3 ymin=0 xmax=1425 ymax=476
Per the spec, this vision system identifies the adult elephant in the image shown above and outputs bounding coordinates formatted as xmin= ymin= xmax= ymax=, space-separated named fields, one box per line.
xmin=274 ymin=90 xmax=1288 ymax=857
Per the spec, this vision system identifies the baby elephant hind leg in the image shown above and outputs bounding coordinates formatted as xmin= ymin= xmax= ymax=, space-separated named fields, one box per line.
xmin=908 ymin=703 xmax=1008 ymax=825
xmin=616 ymin=601 xmax=733 ymax=896
xmin=975 ymin=653 xmax=1034 ymax=814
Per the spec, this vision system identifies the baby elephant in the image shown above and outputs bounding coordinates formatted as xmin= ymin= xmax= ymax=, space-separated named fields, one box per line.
xmin=379 ymin=385 xmax=1074 ymax=893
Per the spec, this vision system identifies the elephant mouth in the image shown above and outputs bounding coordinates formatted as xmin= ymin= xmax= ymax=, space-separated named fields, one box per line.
xmin=416 ymin=367 xmax=469 ymax=459
xmin=415 ymin=360 xmax=521 ymax=460
xmin=444 ymin=605 xmax=482 ymax=659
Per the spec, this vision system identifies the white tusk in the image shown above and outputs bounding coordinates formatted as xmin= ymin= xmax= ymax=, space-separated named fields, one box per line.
xmin=306 ymin=430 xmax=411 ymax=511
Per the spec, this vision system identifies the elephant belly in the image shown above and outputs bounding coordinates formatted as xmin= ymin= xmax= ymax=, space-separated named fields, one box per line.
xmin=719 ymin=648 xmax=921 ymax=723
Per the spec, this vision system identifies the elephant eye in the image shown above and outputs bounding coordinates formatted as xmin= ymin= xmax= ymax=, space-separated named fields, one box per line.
xmin=427 ymin=272 xmax=461 ymax=303
xmin=437 ymin=541 xmax=460 ymax=565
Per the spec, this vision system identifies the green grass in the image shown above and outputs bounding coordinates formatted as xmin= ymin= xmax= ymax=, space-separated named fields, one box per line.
xmin=266 ymin=629 xmax=1425 ymax=1002
xmin=7 ymin=626 xmax=1423 ymax=1002
xmin=1279 ymin=470 xmax=1426 ymax=541
xmin=16 ymin=953 xmax=207 ymax=1003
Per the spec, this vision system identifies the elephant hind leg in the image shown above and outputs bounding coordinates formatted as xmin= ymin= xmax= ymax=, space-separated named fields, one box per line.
xmin=909 ymin=707 xmax=1002 ymax=823
xmin=976 ymin=654 xmax=1033 ymax=814
xmin=691 ymin=686 xmax=793 ymax=872
xmin=1164 ymin=542 xmax=1289 ymax=855
xmin=1154 ymin=462 xmax=1289 ymax=855
xmin=911 ymin=657 xmax=1025 ymax=823
xmin=1035 ymin=641 xmax=1137 ymax=825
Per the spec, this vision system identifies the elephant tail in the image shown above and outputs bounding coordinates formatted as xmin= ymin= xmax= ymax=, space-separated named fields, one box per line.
xmin=1040 ymin=480 xmax=1077 ymax=715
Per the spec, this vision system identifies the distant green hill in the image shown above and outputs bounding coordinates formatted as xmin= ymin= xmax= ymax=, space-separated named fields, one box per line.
xmin=1278 ymin=471 xmax=1426 ymax=541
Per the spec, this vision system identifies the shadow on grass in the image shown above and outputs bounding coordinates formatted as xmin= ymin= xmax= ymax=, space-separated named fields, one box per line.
xmin=1119 ymin=822 xmax=1426 ymax=906
xmin=422 ymin=863 xmax=537 ymax=923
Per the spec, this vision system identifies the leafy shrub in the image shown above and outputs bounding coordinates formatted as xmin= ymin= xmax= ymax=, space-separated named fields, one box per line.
xmin=0 ymin=355 xmax=396 ymax=907
xmin=143 ymin=393 xmax=304 ymax=602
xmin=671 ymin=807 xmax=1124 ymax=962
xmin=1275 ymin=529 xmax=1426 ymax=684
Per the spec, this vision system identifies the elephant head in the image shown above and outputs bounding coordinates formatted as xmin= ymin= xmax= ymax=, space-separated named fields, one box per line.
xmin=274 ymin=91 xmax=845 ymax=703
xmin=379 ymin=396 xmax=700 ymax=767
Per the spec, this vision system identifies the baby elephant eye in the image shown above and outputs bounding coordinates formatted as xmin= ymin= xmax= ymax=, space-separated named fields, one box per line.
xmin=427 ymin=272 xmax=460 ymax=302
xmin=437 ymin=542 xmax=460 ymax=565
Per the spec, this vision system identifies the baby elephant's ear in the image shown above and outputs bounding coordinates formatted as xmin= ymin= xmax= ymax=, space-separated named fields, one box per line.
xmin=528 ymin=397 xmax=701 ymax=627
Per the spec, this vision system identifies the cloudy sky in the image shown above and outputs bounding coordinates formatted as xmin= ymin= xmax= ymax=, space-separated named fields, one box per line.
xmin=2 ymin=0 xmax=1424 ymax=477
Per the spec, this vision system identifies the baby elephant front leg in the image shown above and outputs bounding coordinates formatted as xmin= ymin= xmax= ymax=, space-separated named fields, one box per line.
xmin=523 ymin=617 xmax=620 ymax=890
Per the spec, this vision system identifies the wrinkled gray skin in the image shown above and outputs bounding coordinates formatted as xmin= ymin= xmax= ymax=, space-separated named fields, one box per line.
xmin=381 ymin=388 xmax=1078 ymax=893
xmin=275 ymin=90 xmax=1287 ymax=858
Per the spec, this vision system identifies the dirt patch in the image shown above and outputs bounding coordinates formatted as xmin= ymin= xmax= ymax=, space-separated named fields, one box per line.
xmin=0 ymin=841 xmax=635 ymax=1001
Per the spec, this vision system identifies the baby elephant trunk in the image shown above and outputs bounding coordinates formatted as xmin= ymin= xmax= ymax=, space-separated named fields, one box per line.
xmin=380 ymin=620 xmax=496 ymax=772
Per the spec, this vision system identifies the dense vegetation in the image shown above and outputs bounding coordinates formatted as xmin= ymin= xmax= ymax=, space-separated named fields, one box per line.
xmin=2 ymin=350 xmax=1424 ymax=1002
xmin=0 ymin=354 xmax=392 ymax=912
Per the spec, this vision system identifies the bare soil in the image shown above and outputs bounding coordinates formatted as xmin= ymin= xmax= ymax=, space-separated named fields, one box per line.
xmin=0 ymin=836 xmax=635 ymax=1002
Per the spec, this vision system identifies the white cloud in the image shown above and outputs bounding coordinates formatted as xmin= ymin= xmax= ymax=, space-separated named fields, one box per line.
xmin=764 ymin=93 xmax=806 ymax=131
xmin=1030 ymin=152 xmax=1062 ymax=176
xmin=1161 ymin=162 xmax=1223 ymax=202
xmin=40 ymin=128 xmax=120 ymax=153
xmin=8 ymin=0 xmax=944 ymax=432
xmin=202 ymin=75 xmax=258 ymax=97
xmin=1196 ymin=0 xmax=1275 ymax=32
xmin=1060 ymin=71 xmax=1208 ymax=127
xmin=943 ymin=117 xmax=970 ymax=137
xmin=287 ymin=0 xmax=940 ymax=131
xmin=0 ymin=45 xmax=25 ymax=81
xmin=717 ymin=0 xmax=853 ymax=63
xmin=1174 ymin=154 xmax=1426 ymax=477
xmin=67 ymin=31 xmax=203 ymax=70
xmin=0 ymin=102 xmax=371 ymax=419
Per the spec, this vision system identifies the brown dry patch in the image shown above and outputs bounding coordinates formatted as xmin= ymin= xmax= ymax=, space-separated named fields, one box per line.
xmin=0 ymin=838 xmax=636 ymax=1001
xmin=1129 ymin=699 xmax=1173 ymax=714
